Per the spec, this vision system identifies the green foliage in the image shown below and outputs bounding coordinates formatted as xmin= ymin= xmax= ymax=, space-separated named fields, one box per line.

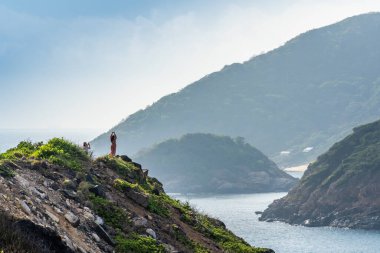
xmin=102 ymin=157 xmax=156 ymax=193
xmin=114 ymin=178 xmax=139 ymax=191
xmin=90 ymin=195 xmax=129 ymax=230
xmin=0 ymin=161 xmax=15 ymax=178
xmin=32 ymin=138 xmax=89 ymax=171
xmin=222 ymin=242 xmax=271 ymax=253
xmin=195 ymin=214 xmax=268 ymax=253
xmin=0 ymin=141 xmax=41 ymax=160
xmin=101 ymin=156 xmax=137 ymax=177
xmin=302 ymin=119 xmax=380 ymax=189
xmin=115 ymin=234 xmax=165 ymax=253
xmin=0 ymin=138 xmax=90 ymax=172
xmin=147 ymin=195 xmax=170 ymax=217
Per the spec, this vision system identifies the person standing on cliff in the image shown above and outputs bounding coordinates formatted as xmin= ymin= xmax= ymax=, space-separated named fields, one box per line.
xmin=110 ymin=132 xmax=117 ymax=157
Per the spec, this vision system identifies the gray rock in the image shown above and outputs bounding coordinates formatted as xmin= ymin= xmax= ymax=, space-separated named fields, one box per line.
xmin=63 ymin=235 xmax=76 ymax=252
xmin=163 ymin=244 xmax=179 ymax=253
xmin=92 ymin=232 xmax=101 ymax=242
xmin=146 ymin=228 xmax=156 ymax=239
xmin=132 ymin=216 xmax=148 ymax=227
xmin=15 ymin=175 xmax=30 ymax=188
xmin=89 ymin=185 xmax=107 ymax=198
xmin=126 ymin=190 xmax=149 ymax=207
xmin=20 ymin=200 xmax=32 ymax=215
xmin=45 ymin=210 xmax=60 ymax=223
xmin=65 ymin=211 xmax=80 ymax=227
xmin=94 ymin=224 xmax=115 ymax=246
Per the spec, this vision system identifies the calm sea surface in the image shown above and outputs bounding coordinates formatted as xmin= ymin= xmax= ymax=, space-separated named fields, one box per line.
xmin=173 ymin=191 xmax=380 ymax=253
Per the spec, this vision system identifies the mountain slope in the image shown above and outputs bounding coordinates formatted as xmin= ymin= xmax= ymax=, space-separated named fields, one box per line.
xmin=92 ymin=13 xmax=380 ymax=167
xmin=0 ymin=139 xmax=273 ymax=253
xmin=259 ymin=119 xmax=380 ymax=229
xmin=135 ymin=133 xmax=297 ymax=193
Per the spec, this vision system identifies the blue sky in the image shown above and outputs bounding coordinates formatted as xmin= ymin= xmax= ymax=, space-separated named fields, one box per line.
xmin=1 ymin=0 xmax=380 ymax=131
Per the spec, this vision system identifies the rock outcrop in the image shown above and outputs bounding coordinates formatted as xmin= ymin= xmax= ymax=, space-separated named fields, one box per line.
xmin=0 ymin=138 xmax=274 ymax=252
xmin=259 ymin=120 xmax=380 ymax=230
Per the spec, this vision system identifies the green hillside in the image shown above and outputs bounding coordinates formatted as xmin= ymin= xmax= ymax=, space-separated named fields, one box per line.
xmin=0 ymin=138 xmax=273 ymax=252
xmin=135 ymin=134 xmax=297 ymax=193
xmin=260 ymin=119 xmax=380 ymax=229
xmin=92 ymin=13 xmax=380 ymax=167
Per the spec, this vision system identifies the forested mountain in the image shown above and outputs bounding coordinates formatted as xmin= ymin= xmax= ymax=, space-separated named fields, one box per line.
xmin=135 ymin=134 xmax=297 ymax=193
xmin=92 ymin=13 xmax=380 ymax=167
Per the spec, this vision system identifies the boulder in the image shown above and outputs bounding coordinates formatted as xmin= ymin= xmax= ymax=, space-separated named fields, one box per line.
xmin=125 ymin=190 xmax=149 ymax=208
xmin=146 ymin=228 xmax=157 ymax=239
xmin=64 ymin=212 xmax=80 ymax=227
xmin=132 ymin=216 xmax=148 ymax=227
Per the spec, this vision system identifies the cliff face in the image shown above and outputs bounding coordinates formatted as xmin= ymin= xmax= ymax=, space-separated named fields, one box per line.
xmin=135 ymin=133 xmax=297 ymax=194
xmin=259 ymin=120 xmax=380 ymax=230
xmin=0 ymin=138 xmax=273 ymax=253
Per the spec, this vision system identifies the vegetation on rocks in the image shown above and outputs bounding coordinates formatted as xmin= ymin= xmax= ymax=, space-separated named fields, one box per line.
xmin=0 ymin=139 xmax=273 ymax=253
xmin=260 ymin=119 xmax=380 ymax=230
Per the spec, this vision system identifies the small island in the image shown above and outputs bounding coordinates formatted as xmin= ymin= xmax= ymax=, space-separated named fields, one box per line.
xmin=135 ymin=133 xmax=297 ymax=194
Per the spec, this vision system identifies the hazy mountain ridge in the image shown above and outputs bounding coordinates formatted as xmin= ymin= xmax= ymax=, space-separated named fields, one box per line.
xmin=135 ymin=133 xmax=297 ymax=193
xmin=259 ymin=119 xmax=380 ymax=229
xmin=92 ymin=12 xmax=380 ymax=167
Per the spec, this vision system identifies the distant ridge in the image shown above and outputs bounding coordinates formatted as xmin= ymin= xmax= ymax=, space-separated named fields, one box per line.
xmin=92 ymin=12 xmax=380 ymax=167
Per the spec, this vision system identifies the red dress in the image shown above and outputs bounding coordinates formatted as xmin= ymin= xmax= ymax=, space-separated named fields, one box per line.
xmin=110 ymin=135 xmax=117 ymax=156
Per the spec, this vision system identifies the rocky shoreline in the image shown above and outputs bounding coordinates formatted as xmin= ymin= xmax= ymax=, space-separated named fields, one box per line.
xmin=260 ymin=120 xmax=380 ymax=230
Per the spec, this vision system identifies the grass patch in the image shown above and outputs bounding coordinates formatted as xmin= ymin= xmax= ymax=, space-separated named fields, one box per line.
xmin=0 ymin=160 xmax=15 ymax=178
xmin=195 ymin=214 xmax=270 ymax=253
xmin=90 ymin=195 xmax=129 ymax=230
xmin=0 ymin=138 xmax=90 ymax=171
xmin=32 ymin=138 xmax=89 ymax=171
xmin=101 ymin=156 xmax=138 ymax=177
xmin=115 ymin=233 xmax=166 ymax=253
xmin=0 ymin=141 xmax=41 ymax=160
xmin=148 ymin=194 xmax=170 ymax=217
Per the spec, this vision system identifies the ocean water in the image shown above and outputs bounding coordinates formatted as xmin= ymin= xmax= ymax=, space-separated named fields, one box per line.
xmin=173 ymin=192 xmax=380 ymax=253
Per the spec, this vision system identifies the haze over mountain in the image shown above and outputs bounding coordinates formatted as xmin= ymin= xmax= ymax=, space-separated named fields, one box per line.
xmin=135 ymin=133 xmax=297 ymax=193
xmin=92 ymin=13 xmax=380 ymax=167
xmin=260 ymin=119 xmax=380 ymax=230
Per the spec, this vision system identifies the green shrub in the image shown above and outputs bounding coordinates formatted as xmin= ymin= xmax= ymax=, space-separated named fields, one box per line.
xmin=222 ymin=242 xmax=271 ymax=253
xmin=33 ymin=138 xmax=88 ymax=171
xmin=90 ymin=195 xmax=129 ymax=230
xmin=101 ymin=156 xmax=137 ymax=177
xmin=115 ymin=233 xmax=165 ymax=253
xmin=0 ymin=141 xmax=41 ymax=160
xmin=114 ymin=178 xmax=140 ymax=191
xmin=148 ymin=195 xmax=170 ymax=217
xmin=0 ymin=161 xmax=15 ymax=178
xmin=195 ymin=214 xmax=267 ymax=253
